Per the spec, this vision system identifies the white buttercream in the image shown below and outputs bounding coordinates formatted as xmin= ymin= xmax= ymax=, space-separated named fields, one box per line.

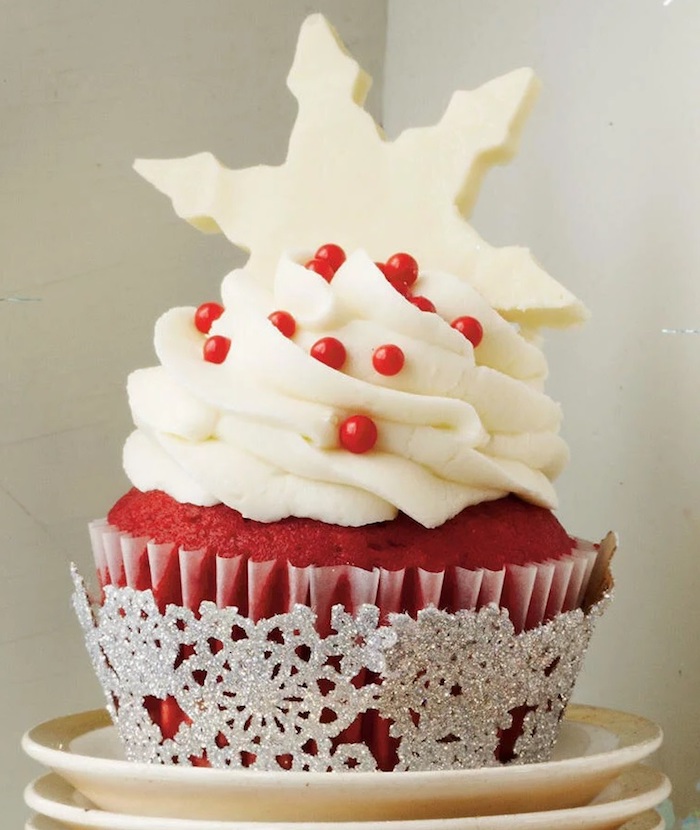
xmin=123 ymin=251 xmax=568 ymax=528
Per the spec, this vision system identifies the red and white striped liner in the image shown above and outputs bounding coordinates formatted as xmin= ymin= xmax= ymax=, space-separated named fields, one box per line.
xmin=89 ymin=520 xmax=600 ymax=634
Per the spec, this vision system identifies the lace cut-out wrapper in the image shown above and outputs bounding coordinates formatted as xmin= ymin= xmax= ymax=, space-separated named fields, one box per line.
xmin=72 ymin=566 xmax=610 ymax=772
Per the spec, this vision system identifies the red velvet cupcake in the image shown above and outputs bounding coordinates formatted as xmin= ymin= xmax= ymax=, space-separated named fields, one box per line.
xmin=86 ymin=485 xmax=609 ymax=771
xmin=75 ymin=15 xmax=612 ymax=774
xmin=80 ymin=245 xmax=613 ymax=772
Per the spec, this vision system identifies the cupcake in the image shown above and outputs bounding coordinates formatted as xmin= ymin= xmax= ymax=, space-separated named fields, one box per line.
xmin=74 ymin=14 xmax=613 ymax=773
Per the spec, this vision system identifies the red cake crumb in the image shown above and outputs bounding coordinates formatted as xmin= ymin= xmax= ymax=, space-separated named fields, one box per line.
xmin=108 ymin=489 xmax=574 ymax=571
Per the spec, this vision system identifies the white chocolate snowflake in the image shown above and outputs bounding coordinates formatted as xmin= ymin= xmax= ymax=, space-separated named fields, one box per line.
xmin=134 ymin=14 xmax=586 ymax=330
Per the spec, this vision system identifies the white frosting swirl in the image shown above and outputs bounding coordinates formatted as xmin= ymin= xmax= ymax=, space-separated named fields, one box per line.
xmin=124 ymin=251 xmax=568 ymax=528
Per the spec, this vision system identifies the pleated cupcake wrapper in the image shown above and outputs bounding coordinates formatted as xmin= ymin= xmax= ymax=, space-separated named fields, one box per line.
xmin=89 ymin=519 xmax=601 ymax=633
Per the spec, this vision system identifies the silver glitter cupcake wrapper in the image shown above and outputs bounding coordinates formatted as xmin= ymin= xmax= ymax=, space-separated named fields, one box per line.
xmin=72 ymin=566 xmax=610 ymax=772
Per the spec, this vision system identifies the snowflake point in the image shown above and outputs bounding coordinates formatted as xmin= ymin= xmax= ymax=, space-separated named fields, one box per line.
xmin=287 ymin=14 xmax=371 ymax=108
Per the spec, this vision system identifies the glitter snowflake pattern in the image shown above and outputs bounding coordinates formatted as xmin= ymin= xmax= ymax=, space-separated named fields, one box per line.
xmin=72 ymin=567 xmax=609 ymax=772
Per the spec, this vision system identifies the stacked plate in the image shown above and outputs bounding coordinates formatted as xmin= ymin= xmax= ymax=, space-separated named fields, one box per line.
xmin=22 ymin=705 xmax=670 ymax=830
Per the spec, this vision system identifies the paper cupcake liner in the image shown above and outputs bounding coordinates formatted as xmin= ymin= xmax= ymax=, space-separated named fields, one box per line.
xmin=89 ymin=519 xmax=601 ymax=635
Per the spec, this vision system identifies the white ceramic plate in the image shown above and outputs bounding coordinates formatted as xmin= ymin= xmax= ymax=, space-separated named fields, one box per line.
xmin=24 ymin=814 xmax=665 ymax=830
xmin=24 ymin=767 xmax=670 ymax=830
xmin=24 ymin=816 xmax=666 ymax=830
xmin=22 ymin=705 xmax=663 ymax=823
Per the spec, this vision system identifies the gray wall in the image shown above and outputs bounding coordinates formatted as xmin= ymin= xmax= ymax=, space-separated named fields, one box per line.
xmin=7 ymin=0 xmax=698 ymax=822
xmin=0 ymin=2 xmax=386 ymax=822
xmin=385 ymin=0 xmax=700 ymax=816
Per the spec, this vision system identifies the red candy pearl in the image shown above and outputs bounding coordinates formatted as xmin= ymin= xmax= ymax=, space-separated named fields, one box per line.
xmin=410 ymin=295 xmax=436 ymax=313
xmin=314 ymin=243 xmax=346 ymax=273
xmin=374 ymin=261 xmax=389 ymax=277
xmin=451 ymin=316 xmax=484 ymax=347
xmin=203 ymin=335 xmax=230 ymax=364
xmin=311 ymin=337 xmax=347 ymax=370
xmin=305 ymin=258 xmax=336 ymax=282
xmin=372 ymin=344 xmax=405 ymax=376
xmin=386 ymin=273 xmax=412 ymax=296
xmin=384 ymin=252 xmax=419 ymax=288
xmin=339 ymin=415 xmax=378 ymax=454
xmin=268 ymin=310 xmax=296 ymax=338
xmin=194 ymin=302 xmax=224 ymax=334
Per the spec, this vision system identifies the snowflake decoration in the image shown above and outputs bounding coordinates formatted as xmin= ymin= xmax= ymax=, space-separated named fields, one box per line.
xmin=133 ymin=14 xmax=586 ymax=330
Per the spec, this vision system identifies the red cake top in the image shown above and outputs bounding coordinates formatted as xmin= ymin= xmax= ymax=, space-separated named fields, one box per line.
xmin=108 ymin=488 xmax=574 ymax=572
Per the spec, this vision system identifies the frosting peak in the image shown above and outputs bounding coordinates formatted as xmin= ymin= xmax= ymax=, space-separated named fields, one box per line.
xmin=125 ymin=17 xmax=586 ymax=528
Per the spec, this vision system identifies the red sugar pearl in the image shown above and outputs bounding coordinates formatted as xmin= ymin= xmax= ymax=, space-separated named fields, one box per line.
xmin=372 ymin=344 xmax=405 ymax=376
xmin=384 ymin=252 xmax=419 ymax=288
xmin=305 ymin=258 xmax=336 ymax=282
xmin=314 ymin=243 xmax=346 ymax=273
xmin=374 ymin=261 xmax=389 ymax=277
xmin=410 ymin=295 xmax=436 ymax=313
xmin=203 ymin=335 xmax=230 ymax=364
xmin=339 ymin=415 xmax=378 ymax=454
xmin=310 ymin=337 xmax=347 ymax=370
xmin=451 ymin=315 xmax=484 ymax=347
xmin=385 ymin=272 xmax=412 ymax=296
xmin=268 ymin=310 xmax=296 ymax=338
xmin=194 ymin=302 xmax=224 ymax=334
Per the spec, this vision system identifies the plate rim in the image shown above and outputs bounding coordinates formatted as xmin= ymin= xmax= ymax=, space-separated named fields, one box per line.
xmin=24 ymin=769 xmax=671 ymax=830
xmin=23 ymin=813 xmax=666 ymax=830
xmin=22 ymin=703 xmax=663 ymax=786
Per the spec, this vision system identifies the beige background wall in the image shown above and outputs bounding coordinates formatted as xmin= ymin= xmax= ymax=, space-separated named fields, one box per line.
xmin=385 ymin=0 xmax=699 ymax=816
xmin=0 ymin=2 xmax=386 ymax=823
xmin=4 ymin=0 xmax=699 ymax=823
